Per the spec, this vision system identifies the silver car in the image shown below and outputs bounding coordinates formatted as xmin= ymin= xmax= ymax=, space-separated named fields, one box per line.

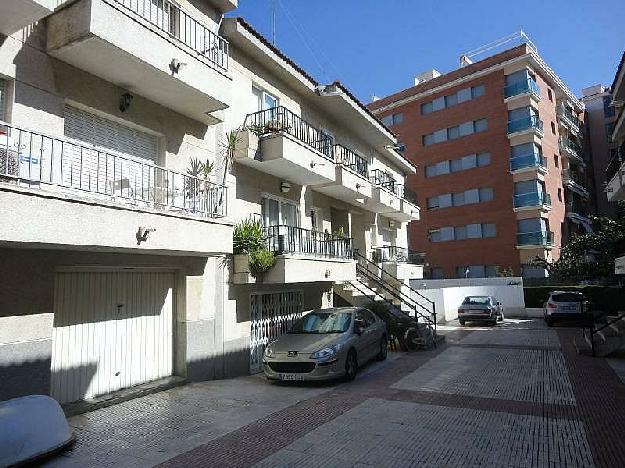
xmin=263 ymin=307 xmax=388 ymax=382
xmin=458 ymin=296 xmax=504 ymax=326
xmin=544 ymin=291 xmax=589 ymax=326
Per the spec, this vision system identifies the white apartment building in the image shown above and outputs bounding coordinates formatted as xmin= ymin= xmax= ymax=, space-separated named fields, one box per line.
xmin=0 ymin=1 xmax=423 ymax=405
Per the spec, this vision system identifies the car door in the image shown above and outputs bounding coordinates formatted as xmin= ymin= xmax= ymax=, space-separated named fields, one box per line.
xmin=353 ymin=310 xmax=370 ymax=364
xmin=360 ymin=309 xmax=380 ymax=360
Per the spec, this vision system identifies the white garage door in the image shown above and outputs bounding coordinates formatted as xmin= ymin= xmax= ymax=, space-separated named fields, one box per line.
xmin=50 ymin=270 xmax=175 ymax=404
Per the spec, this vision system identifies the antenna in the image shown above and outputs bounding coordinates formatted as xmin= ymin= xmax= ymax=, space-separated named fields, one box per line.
xmin=271 ymin=0 xmax=277 ymax=45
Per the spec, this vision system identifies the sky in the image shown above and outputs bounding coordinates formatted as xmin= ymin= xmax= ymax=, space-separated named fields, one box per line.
xmin=229 ymin=0 xmax=625 ymax=103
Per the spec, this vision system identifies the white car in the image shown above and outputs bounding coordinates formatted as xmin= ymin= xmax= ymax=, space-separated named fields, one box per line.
xmin=543 ymin=291 xmax=589 ymax=326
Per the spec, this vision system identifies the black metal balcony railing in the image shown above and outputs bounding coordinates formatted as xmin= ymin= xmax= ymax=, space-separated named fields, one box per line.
xmin=265 ymin=225 xmax=353 ymax=259
xmin=370 ymin=169 xmax=404 ymax=197
xmin=113 ymin=0 xmax=229 ymax=70
xmin=371 ymin=246 xmax=408 ymax=263
xmin=334 ymin=144 xmax=369 ymax=178
xmin=0 ymin=121 xmax=227 ymax=218
xmin=245 ymin=107 xmax=334 ymax=161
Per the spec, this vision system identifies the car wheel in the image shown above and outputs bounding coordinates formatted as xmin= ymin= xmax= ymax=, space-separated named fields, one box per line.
xmin=376 ymin=336 xmax=388 ymax=361
xmin=459 ymin=320 xmax=465 ymax=326
xmin=344 ymin=349 xmax=358 ymax=381
xmin=403 ymin=328 xmax=421 ymax=351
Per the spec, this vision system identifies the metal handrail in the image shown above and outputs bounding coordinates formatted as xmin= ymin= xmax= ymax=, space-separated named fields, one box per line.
xmin=112 ymin=0 xmax=229 ymax=70
xmin=264 ymin=225 xmax=353 ymax=259
xmin=354 ymin=250 xmax=436 ymax=331
xmin=0 ymin=120 xmax=227 ymax=218
xmin=584 ymin=311 xmax=625 ymax=357
xmin=370 ymin=169 xmax=403 ymax=197
xmin=334 ymin=144 xmax=369 ymax=178
xmin=244 ymin=107 xmax=334 ymax=161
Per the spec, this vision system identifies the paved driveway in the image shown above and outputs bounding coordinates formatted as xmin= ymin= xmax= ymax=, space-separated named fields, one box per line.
xmin=45 ymin=319 xmax=625 ymax=467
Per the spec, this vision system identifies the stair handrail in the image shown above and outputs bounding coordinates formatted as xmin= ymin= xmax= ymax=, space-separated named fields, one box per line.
xmin=346 ymin=280 xmax=407 ymax=320
xmin=353 ymin=250 xmax=436 ymax=324
xmin=584 ymin=311 xmax=625 ymax=357
xmin=356 ymin=263 xmax=435 ymax=327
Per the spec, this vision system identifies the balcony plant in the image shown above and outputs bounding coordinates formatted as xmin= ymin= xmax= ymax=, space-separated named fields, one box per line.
xmin=233 ymin=216 xmax=274 ymax=280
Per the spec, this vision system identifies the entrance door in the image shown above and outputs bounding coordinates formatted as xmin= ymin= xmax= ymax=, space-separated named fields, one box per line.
xmin=50 ymin=270 xmax=175 ymax=404
xmin=249 ymin=291 xmax=303 ymax=373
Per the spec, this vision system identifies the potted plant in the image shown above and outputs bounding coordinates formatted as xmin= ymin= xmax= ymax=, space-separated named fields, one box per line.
xmin=233 ymin=216 xmax=264 ymax=273
xmin=248 ymin=248 xmax=276 ymax=282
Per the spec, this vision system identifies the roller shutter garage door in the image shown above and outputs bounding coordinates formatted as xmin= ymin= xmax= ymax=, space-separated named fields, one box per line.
xmin=50 ymin=270 xmax=175 ymax=404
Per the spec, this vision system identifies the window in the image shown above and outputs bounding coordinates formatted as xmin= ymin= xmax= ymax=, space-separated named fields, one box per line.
xmin=431 ymin=267 xmax=444 ymax=279
xmin=557 ymin=188 xmax=563 ymax=202
xmin=423 ymin=134 xmax=435 ymax=146
xmin=427 ymin=196 xmax=439 ymax=209
xmin=454 ymin=226 xmax=468 ymax=240
xmin=479 ymin=187 xmax=494 ymax=202
xmin=485 ymin=265 xmax=498 ymax=278
xmin=262 ymin=196 xmax=299 ymax=227
xmin=382 ymin=112 xmax=403 ymax=126
xmin=604 ymin=95 xmax=615 ymax=118
xmin=474 ymin=119 xmax=488 ymax=133
xmin=554 ymin=155 xmax=559 ymax=168
xmin=421 ymin=102 xmax=434 ymax=115
xmin=425 ymin=165 xmax=437 ymax=177
xmin=253 ymin=86 xmax=279 ymax=112
xmin=429 ymin=229 xmax=441 ymax=242
xmin=445 ymin=93 xmax=458 ymax=107
xmin=452 ymin=192 xmax=465 ymax=206
xmin=551 ymin=121 xmax=556 ymax=134
xmin=430 ymin=223 xmax=496 ymax=242
xmin=548 ymin=89 xmax=553 ymax=101
xmin=447 ymin=126 xmax=460 ymax=140
xmin=482 ymin=223 xmax=497 ymax=238
xmin=606 ymin=122 xmax=616 ymax=142
xmin=421 ymin=85 xmax=485 ymax=115
xmin=472 ymin=85 xmax=485 ymax=98
xmin=477 ymin=152 xmax=491 ymax=166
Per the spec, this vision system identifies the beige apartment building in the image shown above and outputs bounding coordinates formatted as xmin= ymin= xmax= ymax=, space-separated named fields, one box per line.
xmin=0 ymin=1 xmax=423 ymax=404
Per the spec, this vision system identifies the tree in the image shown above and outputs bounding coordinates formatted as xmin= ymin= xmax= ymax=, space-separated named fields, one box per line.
xmin=544 ymin=216 xmax=625 ymax=282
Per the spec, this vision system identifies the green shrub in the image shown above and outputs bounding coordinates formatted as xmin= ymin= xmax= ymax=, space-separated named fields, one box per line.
xmin=249 ymin=249 xmax=275 ymax=278
xmin=233 ymin=217 xmax=264 ymax=255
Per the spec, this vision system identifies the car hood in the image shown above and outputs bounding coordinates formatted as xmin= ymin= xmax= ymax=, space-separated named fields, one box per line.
xmin=270 ymin=333 xmax=346 ymax=354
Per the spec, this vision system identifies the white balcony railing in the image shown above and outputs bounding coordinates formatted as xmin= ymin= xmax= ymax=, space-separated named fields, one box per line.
xmin=0 ymin=121 xmax=227 ymax=218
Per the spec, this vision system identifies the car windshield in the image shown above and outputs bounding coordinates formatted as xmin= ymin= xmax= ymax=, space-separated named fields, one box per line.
xmin=462 ymin=296 xmax=490 ymax=305
xmin=552 ymin=293 xmax=584 ymax=302
xmin=289 ymin=311 xmax=352 ymax=334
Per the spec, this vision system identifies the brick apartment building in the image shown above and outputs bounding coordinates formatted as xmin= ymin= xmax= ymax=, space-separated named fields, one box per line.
xmin=369 ymin=39 xmax=589 ymax=279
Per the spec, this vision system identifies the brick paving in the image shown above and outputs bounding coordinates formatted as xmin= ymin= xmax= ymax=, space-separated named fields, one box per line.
xmin=45 ymin=320 xmax=625 ymax=467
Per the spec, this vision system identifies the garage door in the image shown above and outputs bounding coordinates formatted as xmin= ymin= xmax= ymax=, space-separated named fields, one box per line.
xmin=50 ymin=270 xmax=175 ymax=404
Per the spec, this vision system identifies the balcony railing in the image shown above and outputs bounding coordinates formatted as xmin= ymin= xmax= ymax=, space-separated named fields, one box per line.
xmin=559 ymin=137 xmax=584 ymax=163
xmin=113 ymin=0 xmax=229 ymax=70
xmin=513 ymin=191 xmax=551 ymax=209
xmin=245 ymin=107 xmax=334 ymax=161
xmin=517 ymin=231 xmax=554 ymax=247
xmin=504 ymin=79 xmax=540 ymax=99
xmin=507 ymin=115 xmax=544 ymax=135
xmin=606 ymin=150 xmax=624 ymax=184
xmin=510 ymin=153 xmax=546 ymax=172
xmin=371 ymin=246 xmax=408 ymax=263
xmin=0 ymin=121 xmax=227 ymax=218
xmin=265 ymin=225 xmax=353 ymax=259
xmin=370 ymin=169 xmax=403 ymax=196
xmin=557 ymin=106 xmax=581 ymax=131
xmin=334 ymin=144 xmax=369 ymax=178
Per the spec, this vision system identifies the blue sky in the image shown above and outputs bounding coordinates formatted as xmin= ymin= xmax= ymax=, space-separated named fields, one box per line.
xmin=230 ymin=0 xmax=625 ymax=103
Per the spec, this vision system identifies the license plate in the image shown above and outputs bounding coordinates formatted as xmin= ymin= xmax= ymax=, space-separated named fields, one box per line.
xmin=279 ymin=373 xmax=305 ymax=381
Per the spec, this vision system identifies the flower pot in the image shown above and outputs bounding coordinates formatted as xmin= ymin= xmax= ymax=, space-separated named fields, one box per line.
xmin=233 ymin=254 xmax=250 ymax=274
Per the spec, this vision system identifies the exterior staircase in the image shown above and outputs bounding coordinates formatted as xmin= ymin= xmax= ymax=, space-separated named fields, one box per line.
xmin=575 ymin=312 xmax=625 ymax=357
xmin=334 ymin=251 xmax=440 ymax=350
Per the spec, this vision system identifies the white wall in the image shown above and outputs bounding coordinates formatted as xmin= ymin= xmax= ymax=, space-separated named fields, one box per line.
xmin=409 ymin=277 xmax=526 ymax=322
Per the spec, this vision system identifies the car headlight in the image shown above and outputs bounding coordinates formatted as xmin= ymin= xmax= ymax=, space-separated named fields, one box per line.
xmin=310 ymin=343 xmax=342 ymax=360
xmin=264 ymin=343 xmax=276 ymax=358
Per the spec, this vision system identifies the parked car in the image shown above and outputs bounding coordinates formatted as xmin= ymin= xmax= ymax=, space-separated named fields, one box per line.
xmin=458 ymin=296 xmax=504 ymax=326
xmin=263 ymin=307 xmax=387 ymax=382
xmin=543 ymin=291 xmax=590 ymax=326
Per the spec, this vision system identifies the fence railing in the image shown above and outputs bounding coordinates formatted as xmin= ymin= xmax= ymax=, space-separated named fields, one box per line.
xmin=557 ymin=106 xmax=581 ymax=130
xmin=559 ymin=137 xmax=583 ymax=158
xmin=516 ymin=231 xmax=554 ymax=247
xmin=507 ymin=115 xmax=544 ymax=135
xmin=0 ymin=121 xmax=227 ymax=218
xmin=370 ymin=169 xmax=403 ymax=196
xmin=513 ymin=191 xmax=551 ymax=209
xmin=605 ymin=150 xmax=624 ymax=183
xmin=504 ymin=79 xmax=540 ymax=99
xmin=112 ymin=0 xmax=229 ymax=70
xmin=334 ymin=144 xmax=368 ymax=178
xmin=510 ymin=152 xmax=546 ymax=172
xmin=264 ymin=225 xmax=353 ymax=259
xmin=245 ymin=107 xmax=334 ymax=161
xmin=372 ymin=246 xmax=408 ymax=263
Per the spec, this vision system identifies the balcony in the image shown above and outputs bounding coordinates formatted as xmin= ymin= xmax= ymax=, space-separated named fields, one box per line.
xmin=47 ymin=0 xmax=230 ymax=124
xmin=366 ymin=169 xmax=402 ymax=213
xmin=513 ymin=192 xmax=551 ymax=212
xmin=0 ymin=121 xmax=231 ymax=254
xmin=613 ymin=105 xmax=625 ymax=143
xmin=504 ymin=79 xmax=541 ymax=102
xmin=562 ymin=169 xmax=590 ymax=198
xmin=232 ymin=225 xmax=356 ymax=284
xmin=559 ymin=138 xmax=585 ymax=165
xmin=239 ymin=107 xmax=336 ymax=186
xmin=557 ymin=106 xmax=582 ymax=134
xmin=605 ymin=151 xmax=625 ymax=202
xmin=507 ymin=115 xmax=544 ymax=138
xmin=516 ymin=231 xmax=554 ymax=249
xmin=315 ymin=144 xmax=373 ymax=207
xmin=510 ymin=153 xmax=547 ymax=175
xmin=1 ymin=0 xmax=58 ymax=35
xmin=566 ymin=204 xmax=593 ymax=233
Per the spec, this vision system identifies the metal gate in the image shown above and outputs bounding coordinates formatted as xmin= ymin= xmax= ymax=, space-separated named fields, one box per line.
xmin=250 ymin=291 xmax=303 ymax=373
